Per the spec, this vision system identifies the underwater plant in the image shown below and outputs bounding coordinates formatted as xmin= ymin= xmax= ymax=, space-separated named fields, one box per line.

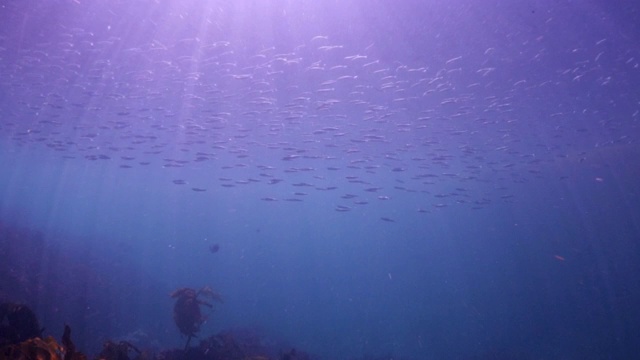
xmin=97 ymin=340 xmax=141 ymax=360
xmin=0 ymin=323 xmax=86 ymax=360
xmin=0 ymin=302 xmax=43 ymax=346
xmin=1 ymin=336 xmax=64 ymax=360
xmin=170 ymin=286 xmax=223 ymax=350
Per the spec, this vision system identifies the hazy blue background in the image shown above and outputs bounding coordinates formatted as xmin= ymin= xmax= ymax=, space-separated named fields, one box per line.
xmin=1 ymin=1 xmax=639 ymax=359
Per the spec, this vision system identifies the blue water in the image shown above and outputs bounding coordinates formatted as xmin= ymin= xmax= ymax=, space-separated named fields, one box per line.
xmin=1 ymin=1 xmax=639 ymax=359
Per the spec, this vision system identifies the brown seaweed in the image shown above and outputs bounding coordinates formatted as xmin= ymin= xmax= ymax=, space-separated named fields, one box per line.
xmin=97 ymin=340 xmax=141 ymax=360
xmin=170 ymin=286 xmax=223 ymax=351
xmin=0 ymin=302 xmax=44 ymax=346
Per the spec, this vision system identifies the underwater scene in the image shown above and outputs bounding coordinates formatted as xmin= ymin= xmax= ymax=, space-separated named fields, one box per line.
xmin=1 ymin=1 xmax=639 ymax=359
